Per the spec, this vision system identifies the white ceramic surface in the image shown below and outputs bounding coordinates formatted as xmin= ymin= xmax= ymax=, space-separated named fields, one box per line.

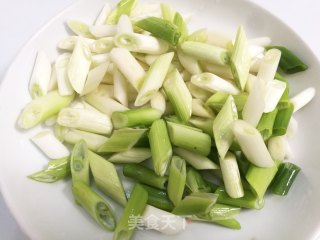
xmin=0 ymin=0 xmax=320 ymax=239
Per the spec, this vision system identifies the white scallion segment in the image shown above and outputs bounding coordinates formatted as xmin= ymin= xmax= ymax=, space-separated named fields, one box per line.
xmin=287 ymin=116 xmax=298 ymax=139
xmin=82 ymin=62 xmax=109 ymax=95
xmin=91 ymin=53 xmax=110 ymax=67
xmin=48 ymin=65 xmax=58 ymax=92
xmin=219 ymin=152 xmax=244 ymax=198
xmin=150 ymin=91 xmax=166 ymax=115
xmin=60 ymin=127 xmax=108 ymax=152
xmin=94 ymin=2 xmax=111 ymax=25
xmin=89 ymin=24 xmax=117 ymax=38
xmin=191 ymin=72 xmax=240 ymax=95
xmin=201 ymin=63 xmax=234 ymax=80
xmin=248 ymin=45 xmax=265 ymax=59
xmin=142 ymin=205 xmax=186 ymax=235
xmin=55 ymin=53 xmax=74 ymax=96
xmin=91 ymin=37 xmax=115 ymax=54
xmin=232 ymin=120 xmax=274 ymax=167
xmin=230 ymin=25 xmax=251 ymax=91
xmin=29 ymin=50 xmax=52 ymax=98
xmin=135 ymin=52 xmax=174 ymax=106
xmin=106 ymin=148 xmax=151 ymax=163
xmin=248 ymin=37 xmax=272 ymax=47
xmin=115 ymin=33 xmax=169 ymax=55
xmin=145 ymin=54 xmax=160 ymax=65
xmin=290 ymin=87 xmax=316 ymax=113
xmin=113 ymin=67 xmax=129 ymax=106
xmin=186 ymin=82 xmax=212 ymax=101
xmin=44 ymin=116 xmax=57 ymax=127
xmin=57 ymin=108 xmax=113 ymax=135
xmin=163 ymin=69 xmax=193 ymax=123
xmin=212 ymin=96 xmax=238 ymax=159
xmin=116 ymin=14 xmax=133 ymax=34
xmin=68 ymin=39 xmax=92 ymax=94
xmin=206 ymin=31 xmax=232 ymax=48
xmin=86 ymin=84 xmax=114 ymax=99
xmin=268 ymin=136 xmax=288 ymax=161
xmin=264 ymin=79 xmax=287 ymax=113
xmin=57 ymin=36 xmax=95 ymax=51
xmin=250 ymin=55 xmax=264 ymax=74
xmin=66 ymin=20 xmax=94 ymax=38
xmin=245 ymin=74 xmax=258 ymax=93
xmin=110 ymin=47 xmax=145 ymax=90
xmin=242 ymin=79 xmax=266 ymax=127
xmin=192 ymin=99 xmax=215 ymax=118
xmin=177 ymin=50 xmax=202 ymax=75
xmin=31 ymin=131 xmax=69 ymax=159
xmin=174 ymin=147 xmax=219 ymax=170
xmin=257 ymin=49 xmax=281 ymax=83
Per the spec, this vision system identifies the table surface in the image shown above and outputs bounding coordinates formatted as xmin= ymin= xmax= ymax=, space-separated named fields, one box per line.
xmin=0 ymin=0 xmax=319 ymax=239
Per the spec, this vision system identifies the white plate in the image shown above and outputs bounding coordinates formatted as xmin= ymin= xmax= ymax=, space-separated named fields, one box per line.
xmin=1 ymin=0 xmax=320 ymax=239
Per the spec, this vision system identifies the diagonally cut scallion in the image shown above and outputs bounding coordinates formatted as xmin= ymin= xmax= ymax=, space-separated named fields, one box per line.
xmin=70 ymin=140 xmax=90 ymax=185
xmin=106 ymin=148 xmax=151 ymax=163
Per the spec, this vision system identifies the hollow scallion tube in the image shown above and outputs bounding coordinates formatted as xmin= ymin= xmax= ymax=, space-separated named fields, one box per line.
xmin=163 ymin=69 xmax=192 ymax=123
xmin=28 ymin=156 xmax=70 ymax=183
xmin=106 ymin=148 xmax=151 ymax=163
xmin=181 ymin=41 xmax=229 ymax=65
xmin=256 ymin=108 xmax=279 ymax=140
xmin=70 ymin=140 xmax=90 ymax=185
xmin=172 ymin=193 xmax=218 ymax=215
xmin=174 ymin=147 xmax=219 ymax=170
xmin=113 ymin=184 xmax=148 ymax=240
xmin=212 ymin=96 xmax=238 ymax=159
xmin=197 ymin=203 xmax=240 ymax=221
xmin=266 ymin=46 xmax=308 ymax=74
xmin=192 ymin=215 xmax=241 ymax=230
xmin=177 ymin=50 xmax=202 ymax=75
xmin=98 ymin=128 xmax=147 ymax=153
xmin=168 ymin=156 xmax=186 ymax=206
xmin=57 ymin=108 xmax=113 ymax=135
xmin=245 ymin=162 xmax=279 ymax=200
xmin=215 ymin=187 xmax=264 ymax=210
xmin=18 ymin=90 xmax=74 ymax=129
xmin=186 ymin=168 xmax=213 ymax=193
xmin=72 ymin=181 xmax=117 ymax=231
xmin=206 ymin=92 xmax=247 ymax=113
xmin=88 ymin=150 xmax=127 ymax=206
xmin=112 ymin=108 xmax=162 ymax=129
xmin=141 ymin=184 xmax=174 ymax=212
xmin=173 ymin=11 xmax=188 ymax=43
xmin=107 ymin=0 xmax=137 ymax=24
xmin=135 ymin=52 xmax=174 ymax=106
xmin=271 ymin=162 xmax=301 ymax=196
xmin=123 ymin=163 xmax=168 ymax=190
xmin=149 ymin=119 xmax=172 ymax=176
xmin=135 ymin=17 xmax=181 ymax=46
xmin=167 ymin=121 xmax=211 ymax=156
xmin=273 ymin=102 xmax=294 ymax=136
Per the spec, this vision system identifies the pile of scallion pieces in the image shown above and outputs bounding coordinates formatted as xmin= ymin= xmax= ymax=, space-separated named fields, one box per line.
xmin=17 ymin=0 xmax=316 ymax=239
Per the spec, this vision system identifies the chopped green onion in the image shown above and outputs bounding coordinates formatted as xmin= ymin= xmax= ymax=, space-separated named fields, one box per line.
xmin=271 ymin=162 xmax=301 ymax=195
xmin=186 ymin=168 xmax=213 ymax=193
xmin=89 ymin=24 xmax=117 ymax=38
xmin=188 ymin=28 xmax=208 ymax=43
xmin=113 ymin=66 xmax=129 ymax=107
xmin=88 ymin=150 xmax=127 ymax=206
xmin=113 ymin=184 xmax=148 ymax=240
xmin=18 ymin=90 xmax=75 ymax=129
xmin=273 ymin=102 xmax=294 ymax=136
xmin=181 ymin=41 xmax=229 ymax=66
xmin=257 ymin=108 xmax=279 ymax=140
xmin=167 ymin=156 xmax=186 ymax=206
xmin=106 ymin=148 xmax=151 ymax=163
xmin=201 ymin=62 xmax=234 ymax=80
xmin=135 ymin=52 xmax=174 ymax=106
xmin=186 ymin=82 xmax=212 ymax=101
xmin=94 ymin=3 xmax=111 ymax=25
xmin=206 ymin=31 xmax=232 ymax=49
xmin=206 ymin=92 xmax=247 ymax=113
xmin=192 ymin=99 xmax=215 ymax=118
xmin=189 ymin=117 xmax=214 ymax=138
xmin=28 ymin=156 xmax=70 ymax=183
xmin=173 ymin=12 xmax=188 ymax=43
xmin=257 ymin=49 xmax=281 ymax=83
xmin=172 ymin=193 xmax=218 ymax=215
xmin=106 ymin=0 xmax=137 ymax=24
xmin=163 ymin=69 xmax=192 ymax=123
xmin=264 ymin=79 xmax=287 ymax=113
xmin=167 ymin=121 xmax=211 ymax=156
xmin=70 ymin=140 xmax=90 ymax=185
xmin=266 ymin=46 xmax=308 ymax=74
xmin=117 ymin=14 xmax=133 ymax=34
xmin=219 ymin=152 xmax=244 ymax=198
xmin=72 ymin=181 xmax=117 ymax=231
xmin=160 ymin=3 xmax=175 ymax=22
xmin=91 ymin=37 xmax=115 ymax=54
xmin=212 ymin=96 xmax=238 ymax=159
xmin=135 ymin=17 xmax=181 ymax=46
xmin=174 ymin=147 xmax=219 ymax=170
xmin=192 ymin=214 xmax=241 ymax=230
xmin=98 ymin=128 xmax=147 ymax=153
xmin=230 ymin=25 xmax=251 ymax=90
xmin=141 ymin=184 xmax=174 ymax=211
xmin=148 ymin=119 xmax=172 ymax=176
xmin=112 ymin=108 xmax=162 ymax=129
xmin=215 ymin=187 xmax=264 ymax=210
xmin=177 ymin=50 xmax=202 ymax=75
xmin=197 ymin=203 xmax=240 ymax=221
xmin=57 ymin=108 xmax=113 ymax=135
xmin=268 ymin=136 xmax=288 ymax=161
xmin=150 ymin=91 xmax=166 ymax=115
xmin=82 ymin=62 xmax=109 ymax=95
xmin=232 ymin=120 xmax=274 ymax=167
xmin=66 ymin=20 xmax=94 ymax=38
xmin=290 ymin=87 xmax=316 ymax=113
xmin=55 ymin=53 xmax=74 ymax=96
